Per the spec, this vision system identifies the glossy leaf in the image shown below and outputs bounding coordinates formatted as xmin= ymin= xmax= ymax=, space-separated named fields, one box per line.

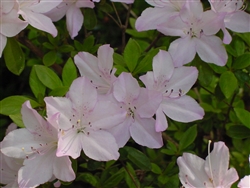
xmin=29 ymin=66 xmax=46 ymax=98
xmin=234 ymin=108 xmax=250 ymax=129
xmin=62 ymin=58 xmax=77 ymax=87
xmin=179 ymin=125 xmax=197 ymax=151
xmin=124 ymin=39 xmax=141 ymax=72
xmin=219 ymin=71 xmax=238 ymax=99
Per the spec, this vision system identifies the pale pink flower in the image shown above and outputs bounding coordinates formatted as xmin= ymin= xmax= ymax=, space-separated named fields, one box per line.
xmin=45 ymin=0 xmax=99 ymax=39
xmin=238 ymin=175 xmax=250 ymax=188
xmin=209 ymin=0 xmax=250 ymax=44
xmin=0 ymin=0 xmax=28 ymax=57
xmin=136 ymin=0 xmax=186 ymax=31
xmin=17 ymin=0 xmax=62 ymax=37
xmin=108 ymin=72 xmax=163 ymax=148
xmin=74 ymin=44 xmax=117 ymax=94
xmin=157 ymin=0 xmax=227 ymax=67
xmin=177 ymin=141 xmax=239 ymax=188
xmin=1 ymin=101 xmax=75 ymax=188
xmin=140 ymin=50 xmax=204 ymax=132
xmin=111 ymin=0 xmax=134 ymax=4
xmin=45 ymin=76 xmax=126 ymax=161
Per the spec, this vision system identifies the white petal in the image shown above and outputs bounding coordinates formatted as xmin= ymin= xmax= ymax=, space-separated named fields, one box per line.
xmin=161 ymin=95 xmax=204 ymax=122
xmin=0 ymin=34 xmax=7 ymax=58
xmin=225 ymin=11 xmax=250 ymax=33
xmin=81 ymin=130 xmax=119 ymax=161
xmin=97 ymin=44 xmax=114 ymax=73
xmin=155 ymin=106 xmax=168 ymax=132
xmin=53 ymin=156 xmax=75 ymax=182
xmin=130 ymin=117 xmax=163 ymax=148
xmin=195 ymin=35 xmax=227 ymax=66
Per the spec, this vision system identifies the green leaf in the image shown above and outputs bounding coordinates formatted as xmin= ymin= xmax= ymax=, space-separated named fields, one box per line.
xmin=227 ymin=125 xmax=250 ymax=139
xmin=234 ymin=108 xmax=250 ymax=129
xmin=34 ymin=65 xmax=63 ymax=90
xmin=3 ymin=37 xmax=25 ymax=75
xmin=59 ymin=45 xmax=74 ymax=53
xmin=179 ymin=125 xmax=197 ymax=151
xmin=113 ymin=53 xmax=126 ymax=66
xmin=102 ymin=169 xmax=125 ymax=188
xmin=84 ymin=8 xmax=97 ymax=30
xmin=0 ymin=96 xmax=40 ymax=116
xmin=151 ymin=163 xmax=162 ymax=174
xmin=125 ymin=162 xmax=140 ymax=188
xmin=98 ymin=3 xmax=113 ymax=13
xmin=232 ymin=53 xmax=250 ymax=69
xmin=133 ymin=48 xmax=161 ymax=75
xmin=124 ymin=39 xmax=141 ymax=72
xmin=48 ymin=86 xmax=69 ymax=97
xmin=197 ymin=62 xmax=214 ymax=86
xmin=124 ymin=146 xmax=152 ymax=171
xmin=76 ymin=173 xmax=97 ymax=186
xmin=236 ymin=33 xmax=250 ymax=46
xmin=62 ymin=58 xmax=78 ymax=86
xmin=219 ymin=71 xmax=238 ymax=99
xmin=43 ymin=51 xmax=57 ymax=66
xmin=29 ymin=66 xmax=46 ymax=98
xmin=9 ymin=113 xmax=25 ymax=128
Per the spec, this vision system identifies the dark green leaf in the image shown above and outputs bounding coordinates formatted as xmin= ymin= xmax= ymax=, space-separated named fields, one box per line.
xmin=197 ymin=62 xmax=214 ymax=86
xmin=219 ymin=71 xmax=238 ymax=98
xmin=179 ymin=125 xmax=197 ymax=151
xmin=151 ymin=163 xmax=162 ymax=174
xmin=232 ymin=53 xmax=250 ymax=69
xmin=124 ymin=39 xmax=141 ymax=72
xmin=102 ymin=169 xmax=125 ymax=188
xmin=0 ymin=96 xmax=40 ymax=116
xmin=84 ymin=8 xmax=97 ymax=30
xmin=76 ymin=173 xmax=97 ymax=186
xmin=3 ymin=37 xmax=25 ymax=75
xmin=62 ymin=58 xmax=77 ymax=86
xmin=43 ymin=51 xmax=57 ymax=66
xmin=29 ymin=66 xmax=46 ymax=98
xmin=124 ymin=146 xmax=152 ymax=171
xmin=234 ymin=108 xmax=250 ymax=129
xmin=227 ymin=125 xmax=250 ymax=139
xmin=34 ymin=65 xmax=63 ymax=90
xmin=59 ymin=45 xmax=75 ymax=53
xmin=48 ymin=86 xmax=69 ymax=97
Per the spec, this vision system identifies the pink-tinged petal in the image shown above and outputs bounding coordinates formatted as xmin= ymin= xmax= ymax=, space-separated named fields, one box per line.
xmin=204 ymin=142 xmax=238 ymax=187
xmin=88 ymin=100 xmax=126 ymax=129
xmin=136 ymin=88 xmax=162 ymax=118
xmin=57 ymin=129 xmax=82 ymax=159
xmin=108 ymin=118 xmax=132 ymax=148
xmin=19 ymin=10 xmax=57 ymax=37
xmin=222 ymin=26 xmax=232 ymax=44
xmin=225 ymin=11 xmax=250 ymax=33
xmin=76 ymin=0 xmax=95 ymax=8
xmin=139 ymin=72 xmax=156 ymax=91
xmin=1 ymin=129 xmax=43 ymax=159
xmin=29 ymin=0 xmax=63 ymax=13
xmin=130 ymin=117 xmax=163 ymax=148
xmin=195 ymin=35 xmax=227 ymax=66
xmin=113 ymin=72 xmax=140 ymax=103
xmin=166 ymin=66 xmax=198 ymax=97
xmin=5 ymin=123 xmax=17 ymax=135
xmin=21 ymin=101 xmax=48 ymax=135
xmin=45 ymin=97 xmax=72 ymax=130
xmin=18 ymin=150 xmax=55 ymax=188
xmin=155 ymin=106 xmax=168 ymax=132
xmin=97 ymin=44 xmax=114 ymax=74
xmin=153 ymin=50 xmax=174 ymax=82
xmin=168 ymin=37 xmax=196 ymax=67
xmin=221 ymin=168 xmax=239 ymax=187
xmin=1 ymin=1 xmax=15 ymax=13
xmin=161 ymin=95 xmax=204 ymax=122
xmin=81 ymin=130 xmax=119 ymax=161
xmin=53 ymin=156 xmax=75 ymax=182
xmin=66 ymin=5 xmax=83 ymax=39
xmin=238 ymin=175 xmax=250 ymax=188
xmin=111 ymin=0 xmax=134 ymax=4
xmin=180 ymin=0 xmax=203 ymax=22
xmin=177 ymin=153 xmax=211 ymax=187
xmin=1 ymin=10 xmax=28 ymax=37
xmin=45 ymin=2 xmax=69 ymax=22
xmin=157 ymin=15 xmax=186 ymax=37
xmin=0 ymin=34 xmax=7 ymax=58
xmin=135 ymin=7 xmax=175 ymax=31
xmin=67 ymin=77 xmax=97 ymax=113
xmin=202 ymin=10 xmax=224 ymax=35
xmin=74 ymin=52 xmax=103 ymax=83
xmin=145 ymin=0 xmax=171 ymax=7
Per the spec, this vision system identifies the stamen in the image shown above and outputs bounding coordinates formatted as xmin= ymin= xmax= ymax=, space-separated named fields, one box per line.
xmin=208 ymin=140 xmax=215 ymax=187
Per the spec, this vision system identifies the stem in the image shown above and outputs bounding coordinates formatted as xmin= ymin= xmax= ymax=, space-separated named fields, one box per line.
xmin=111 ymin=2 xmax=122 ymax=27
xmin=121 ymin=4 xmax=131 ymax=51
xmin=121 ymin=160 xmax=139 ymax=188
xmin=144 ymin=33 xmax=162 ymax=52
xmin=121 ymin=3 xmax=137 ymax=19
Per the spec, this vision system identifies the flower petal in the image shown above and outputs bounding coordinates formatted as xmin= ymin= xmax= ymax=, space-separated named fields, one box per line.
xmin=225 ymin=11 xmax=250 ymax=33
xmin=81 ymin=130 xmax=119 ymax=161
xmin=161 ymin=95 xmax=204 ymax=122
xmin=53 ymin=156 xmax=75 ymax=182
xmin=195 ymin=35 xmax=227 ymax=66
xmin=130 ymin=117 xmax=163 ymax=148
xmin=97 ymin=44 xmax=114 ymax=76
xmin=155 ymin=106 xmax=168 ymax=132
xmin=0 ymin=34 xmax=7 ymax=58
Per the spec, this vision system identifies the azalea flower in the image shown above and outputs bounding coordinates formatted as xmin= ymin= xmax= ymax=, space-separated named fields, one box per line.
xmin=108 ymin=72 xmax=163 ymax=148
xmin=111 ymin=0 xmax=134 ymax=4
xmin=139 ymin=50 xmax=204 ymax=132
xmin=156 ymin=0 xmax=227 ymax=67
xmin=209 ymin=0 xmax=250 ymax=44
xmin=0 ymin=0 xmax=28 ymax=57
xmin=17 ymin=0 xmax=62 ymax=37
xmin=44 ymin=76 xmax=126 ymax=161
xmin=238 ymin=155 xmax=250 ymax=188
xmin=0 ymin=101 xmax=75 ymax=188
xmin=135 ymin=0 xmax=186 ymax=31
xmin=74 ymin=44 xmax=117 ymax=94
xmin=45 ymin=0 xmax=99 ymax=39
xmin=177 ymin=141 xmax=239 ymax=188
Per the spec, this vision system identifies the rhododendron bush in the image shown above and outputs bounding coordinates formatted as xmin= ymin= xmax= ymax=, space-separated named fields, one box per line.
xmin=0 ymin=0 xmax=250 ymax=187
